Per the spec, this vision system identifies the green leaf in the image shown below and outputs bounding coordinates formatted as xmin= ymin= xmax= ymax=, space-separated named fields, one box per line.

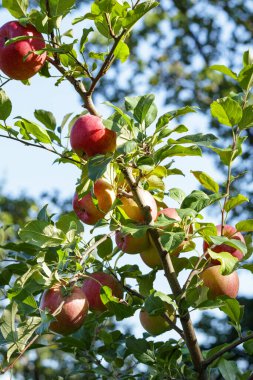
xmin=100 ymin=286 xmax=134 ymax=321
xmin=126 ymin=336 xmax=149 ymax=355
xmin=207 ymin=250 xmax=239 ymax=275
xmin=122 ymin=1 xmax=159 ymax=30
xmin=125 ymin=94 xmax=157 ymax=127
xmin=45 ymin=0 xmax=76 ymax=17
xmin=218 ymin=358 xmax=239 ymax=380
xmin=156 ymin=106 xmax=197 ymax=131
xmin=209 ymin=236 xmax=247 ymax=256
xmin=80 ymin=27 xmax=93 ymax=53
xmin=167 ymin=133 xmax=217 ymax=147
xmin=181 ymin=190 xmax=210 ymax=212
xmin=210 ymin=97 xmax=242 ymax=126
xmin=238 ymin=106 xmax=253 ymax=130
xmin=191 ymin=171 xmax=219 ymax=193
xmin=56 ymin=212 xmax=84 ymax=235
xmin=160 ymin=231 xmax=185 ymax=253
xmin=144 ymin=291 xmax=172 ymax=316
xmin=0 ymin=89 xmax=12 ymax=120
xmin=209 ymin=65 xmax=237 ymax=80
xmin=15 ymin=118 xmax=51 ymax=144
xmin=238 ymin=64 xmax=253 ymax=91
xmin=156 ymin=145 xmax=202 ymax=161
xmin=96 ymin=236 xmax=113 ymax=259
xmin=236 ymin=219 xmax=253 ymax=232
xmin=137 ymin=271 xmax=156 ymax=297
xmin=114 ymin=41 xmax=130 ymax=63
xmin=210 ymin=147 xmax=233 ymax=166
xmin=87 ymin=155 xmax=113 ymax=181
xmin=220 ymin=298 xmax=243 ymax=327
xmin=243 ymin=338 xmax=253 ymax=355
xmin=34 ymin=109 xmax=56 ymax=131
xmin=224 ymin=194 xmax=249 ymax=212
xmin=89 ymin=51 xmax=107 ymax=61
xmin=19 ymin=221 xmax=66 ymax=248
xmin=169 ymin=188 xmax=186 ymax=204
xmin=2 ymin=0 xmax=28 ymax=18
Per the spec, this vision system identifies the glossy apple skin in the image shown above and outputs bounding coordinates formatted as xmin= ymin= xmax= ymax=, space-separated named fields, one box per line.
xmin=40 ymin=284 xmax=89 ymax=335
xmin=139 ymin=304 xmax=176 ymax=336
xmin=119 ymin=189 xmax=157 ymax=223
xmin=115 ymin=230 xmax=150 ymax=254
xmin=203 ymin=224 xmax=245 ymax=261
xmin=200 ymin=265 xmax=239 ymax=299
xmin=0 ymin=21 xmax=46 ymax=80
xmin=140 ymin=242 xmax=163 ymax=269
xmin=70 ymin=114 xmax=116 ymax=157
xmin=73 ymin=179 xmax=116 ymax=225
xmin=82 ymin=272 xmax=123 ymax=312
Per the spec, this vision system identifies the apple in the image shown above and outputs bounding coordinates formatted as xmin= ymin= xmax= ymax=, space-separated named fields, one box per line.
xmin=115 ymin=230 xmax=150 ymax=254
xmin=82 ymin=272 xmax=123 ymax=312
xmin=203 ymin=224 xmax=245 ymax=261
xmin=140 ymin=241 xmax=163 ymax=269
xmin=0 ymin=21 xmax=46 ymax=80
xmin=40 ymin=284 xmax=89 ymax=335
xmin=139 ymin=303 xmax=176 ymax=336
xmin=70 ymin=114 xmax=116 ymax=157
xmin=73 ymin=179 xmax=116 ymax=225
xmin=119 ymin=189 xmax=157 ymax=223
xmin=200 ymin=264 xmax=239 ymax=299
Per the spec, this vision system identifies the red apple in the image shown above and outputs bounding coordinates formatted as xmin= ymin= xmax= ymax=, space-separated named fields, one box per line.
xmin=139 ymin=304 xmax=176 ymax=336
xmin=0 ymin=21 xmax=46 ymax=80
xmin=200 ymin=265 xmax=239 ymax=299
xmin=82 ymin=272 xmax=123 ymax=312
xmin=73 ymin=179 xmax=116 ymax=225
xmin=119 ymin=189 xmax=157 ymax=223
xmin=115 ymin=230 xmax=150 ymax=254
xmin=203 ymin=224 xmax=245 ymax=261
xmin=70 ymin=114 xmax=116 ymax=157
xmin=40 ymin=284 xmax=89 ymax=335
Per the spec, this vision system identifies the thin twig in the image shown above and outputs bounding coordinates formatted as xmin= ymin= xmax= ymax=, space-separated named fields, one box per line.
xmin=203 ymin=332 xmax=253 ymax=368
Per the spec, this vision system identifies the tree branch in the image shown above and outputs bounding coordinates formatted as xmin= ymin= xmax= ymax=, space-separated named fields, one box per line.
xmin=0 ymin=133 xmax=81 ymax=166
xmin=119 ymin=165 xmax=206 ymax=379
xmin=86 ymin=30 xmax=127 ymax=96
xmin=203 ymin=332 xmax=253 ymax=368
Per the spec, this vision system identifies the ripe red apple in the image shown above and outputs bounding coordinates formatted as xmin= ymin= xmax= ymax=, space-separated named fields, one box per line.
xmin=82 ymin=272 xmax=123 ymax=312
xmin=203 ymin=224 xmax=245 ymax=261
xmin=70 ymin=114 xmax=116 ymax=157
xmin=140 ymin=241 xmax=163 ymax=269
xmin=139 ymin=304 xmax=176 ymax=336
xmin=73 ymin=179 xmax=116 ymax=225
xmin=0 ymin=21 xmax=46 ymax=80
xmin=115 ymin=230 xmax=150 ymax=254
xmin=119 ymin=189 xmax=157 ymax=223
xmin=200 ymin=265 xmax=239 ymax=299
xmin=40 ymin=284 xmax=89 ymax=335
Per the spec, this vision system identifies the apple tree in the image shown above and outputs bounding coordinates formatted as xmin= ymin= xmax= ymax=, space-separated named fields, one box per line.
xmin=0 ymin=1 xmax=253 ymax=379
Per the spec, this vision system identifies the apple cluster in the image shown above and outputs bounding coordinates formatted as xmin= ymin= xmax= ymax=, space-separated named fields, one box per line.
xmin=40 ymin=272 xmax=123 ymax=335
xmin=0 ymin=21 xmax=47 ymax=80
